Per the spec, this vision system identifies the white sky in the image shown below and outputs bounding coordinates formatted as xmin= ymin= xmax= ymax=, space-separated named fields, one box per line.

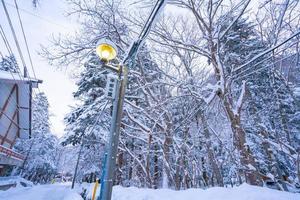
xmin=0 ymin=0 xmax=78 ymax=137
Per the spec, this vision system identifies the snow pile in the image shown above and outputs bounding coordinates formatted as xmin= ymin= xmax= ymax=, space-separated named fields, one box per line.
xmin=0 ymin=176 xmax=33 ymax=188
xmin=111 ymin=184 xmax=299 ymax=200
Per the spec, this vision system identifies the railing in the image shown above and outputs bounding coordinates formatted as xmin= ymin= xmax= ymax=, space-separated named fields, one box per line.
xmin=0 ymin=145 xmax=24 ymax=161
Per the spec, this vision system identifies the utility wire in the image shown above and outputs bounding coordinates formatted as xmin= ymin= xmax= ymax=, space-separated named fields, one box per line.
xmin=1 ymin=0 xmax=28 ymax=77
xmin=0 ymin=23 xmax=32 ymax=85
xmin=13 ymin=0 xmax=37 ymax=79
xmin=0 ymin=23 xmax=29 ymax=86
xmin=0 ymin=24 xmax=13 ymax=55
xmin=234 ymin=53 xmax=299 ymax=81
xmin=233 ymin=40 xmax=299 ymax=79
xmin=122 ymin=0 xmax=166 ymax=65
xmin=233 ymin=29 xmax=300 ymax=74
xmin=13 ymin=0 xmax=42 ymax=94
xmin=3 ymin=0 xmax=68 ymax=30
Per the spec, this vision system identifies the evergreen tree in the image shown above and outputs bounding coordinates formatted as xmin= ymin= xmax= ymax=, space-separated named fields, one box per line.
xmin=0 ymin=55 xmax=18 ymax=73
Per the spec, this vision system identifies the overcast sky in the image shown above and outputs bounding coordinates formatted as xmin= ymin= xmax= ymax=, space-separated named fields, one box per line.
xmin=0 ymin=0 xmax=162 ymax=138
xmin=0 ymin=0 xmax=77 ymax=137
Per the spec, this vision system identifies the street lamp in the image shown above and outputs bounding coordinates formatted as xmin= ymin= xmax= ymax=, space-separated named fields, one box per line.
xmin=96 ymin=39 xmax=118 ymax=62
xmin=95 ymin=1 xmax=166 ymax=199
xmin=96 ymin=39 xmax=128 ymax=200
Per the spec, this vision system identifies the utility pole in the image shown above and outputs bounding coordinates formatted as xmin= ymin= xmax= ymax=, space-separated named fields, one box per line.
xmin=99 ymin=66 xmax=128 ymax=200
xmin=71 ymin=136 xmax=84 ymax=189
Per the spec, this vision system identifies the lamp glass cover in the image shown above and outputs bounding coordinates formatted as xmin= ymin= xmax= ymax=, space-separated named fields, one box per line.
xmin=96 ymin=44 xmax=117 ymax=61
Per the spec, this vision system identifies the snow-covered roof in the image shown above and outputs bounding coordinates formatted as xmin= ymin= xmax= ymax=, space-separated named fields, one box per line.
xmin=0 ymin=70 xmax=42 ymax=85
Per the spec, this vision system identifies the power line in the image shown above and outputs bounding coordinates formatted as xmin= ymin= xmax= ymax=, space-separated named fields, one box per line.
xmin=233 ymin=29 xmax=300 ymax=74
xmin=1 ymin=21 xmax=41 ymax=99
xmin=13 ymin=0 xmax=37 ymax=79
xmin=233 ymin=40 xmax=299 ymax=79
xmin=1 ymin=23 xmax=29 ymax=81
xmin=3 ymin=0 xmax=69 ymax=30
xmin=0 ymin=24 xmax=13 ymax=55
xmin=233 ymin=53 xmax=299 ymax=81
xmin=13 ymin=0 xmax=42 ymax=94
xmin=0 ymin=23 xmax=28 ymax=84
xmin=1 ymin=0 xmax=28 ymax=77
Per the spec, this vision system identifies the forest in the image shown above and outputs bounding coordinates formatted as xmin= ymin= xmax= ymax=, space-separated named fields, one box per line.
xmin=1 ymin=0 xmax=300 ymax=195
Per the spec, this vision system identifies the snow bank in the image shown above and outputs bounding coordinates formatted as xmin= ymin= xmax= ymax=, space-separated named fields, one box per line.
xmin=111 ymin=184 xmax=299 ymax=200
xmin=0 ymin=176 xmax=33 ymax=188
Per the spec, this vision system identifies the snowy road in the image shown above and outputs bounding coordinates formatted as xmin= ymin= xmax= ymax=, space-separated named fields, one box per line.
xmin=0 ymin=183 xmax=82 ymax=200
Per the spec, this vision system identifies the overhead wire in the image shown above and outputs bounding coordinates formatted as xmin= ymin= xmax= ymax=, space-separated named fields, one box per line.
xmin=0 ymin=25 xmax=13 ymax=55
xmin=13 ymin=0 xmax=42 ymax=94
xmin=13 ymin=0 xmax=37 ymax=79
xmin=233 ymin=40 xmax=299 ymax=79
xmin=233 ymin=52 xmax=299 ymax=81
xmin=1 ymin=0 xmax=29 ymax=77
xmin=3 ymin=0 xmax=69 ymax=30
xmin=233 ymin=29 xmax=300 ymax=75
xmin=0 ymin=24 xmax=27 ymax=85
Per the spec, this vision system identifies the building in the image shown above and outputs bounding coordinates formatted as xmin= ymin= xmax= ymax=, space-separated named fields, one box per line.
xmin=0 ymin=70 xmax=41 ymax=173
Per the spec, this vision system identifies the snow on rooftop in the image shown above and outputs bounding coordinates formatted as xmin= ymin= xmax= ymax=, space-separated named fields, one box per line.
xmin=0 ymin=70 xmax=41 ymax=83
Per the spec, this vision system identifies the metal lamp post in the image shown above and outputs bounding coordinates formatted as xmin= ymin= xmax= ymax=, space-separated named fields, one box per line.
xmin=96 ymin=1 xmax=166 ymax=200
xmin=95 ymin=40 xmax=128 ymax=200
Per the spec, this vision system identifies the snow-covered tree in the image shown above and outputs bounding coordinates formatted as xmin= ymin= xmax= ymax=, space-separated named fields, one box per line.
xmin=42 ymin=0 xmax=300 ymax=192
xmin=13 ymin=93 xmax=59 ymax=184
xmin=0 ymin=55 xmax=18 ymax=73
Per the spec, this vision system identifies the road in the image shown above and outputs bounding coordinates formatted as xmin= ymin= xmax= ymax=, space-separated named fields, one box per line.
xmin=0 ymin=182 xmax=83 ymax=200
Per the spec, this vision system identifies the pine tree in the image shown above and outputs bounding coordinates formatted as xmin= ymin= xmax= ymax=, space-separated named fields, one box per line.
xmin=0 ymin=55 xmax=18 ymax=73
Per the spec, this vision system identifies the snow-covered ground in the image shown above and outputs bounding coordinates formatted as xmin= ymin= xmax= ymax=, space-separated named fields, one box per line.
xmin=0 ymin=182 xmax=299 ymax=200
xmin=0 ymin=183 xmax=82 ymax=200
xmin=111 ymin=184 xmax=299 ymax=200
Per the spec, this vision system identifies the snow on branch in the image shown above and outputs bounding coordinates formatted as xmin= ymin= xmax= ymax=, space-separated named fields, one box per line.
xmin=125 ymin=109 xmax=151 ymax=133
xmin=219 ymin=0 xmax=251 ymax=40
xmin=234 ymin=80 xmax=246 ymax=116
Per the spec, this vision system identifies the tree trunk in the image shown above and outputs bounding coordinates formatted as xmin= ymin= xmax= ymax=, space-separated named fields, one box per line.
xmin=163 ymin=119 xmax=173 ymax=187
xmin=200 ymin=113 xmax=224 ymax=187
xmin=153 ymin=144 xmax=159 ymax=189
xmin=261 ymin=130 xmax=288 ymax=191
xmin=227 ymin=108 xmax=260 ymax=185
xmin=146 ymin=132 xmax=153 ymax=188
